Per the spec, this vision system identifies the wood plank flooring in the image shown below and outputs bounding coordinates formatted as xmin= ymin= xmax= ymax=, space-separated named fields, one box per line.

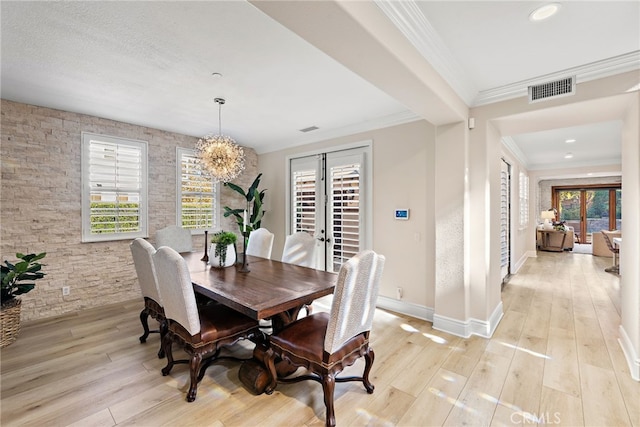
xmin=1 ymin=252 xmax=638 ymax=426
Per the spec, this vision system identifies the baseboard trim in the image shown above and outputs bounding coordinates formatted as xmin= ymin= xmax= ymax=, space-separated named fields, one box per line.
xmin=433 ymin=301 xmax=504 ymax=338
xmin=376 ymin=295 xmax=433 ymax=322
xmin=619 ymin=324 xmax=640 ymax=381
xmin=513 ymin=252 xmax=533 ymax=273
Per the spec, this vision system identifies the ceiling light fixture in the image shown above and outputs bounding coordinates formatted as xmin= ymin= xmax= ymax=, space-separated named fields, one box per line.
xmin=564 ymin=152 xmax=573 ymax=159
xmin=565 ymin=138 xmax=576 ymax=143
xmin=196 ymin=97 xmax=245 ymax=183
xmin=529 ymin=3 xmax=561 ymax=22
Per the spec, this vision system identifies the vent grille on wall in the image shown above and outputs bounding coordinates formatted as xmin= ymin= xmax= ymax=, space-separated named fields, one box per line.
xmin=299 ymin=126 xmax=319 ymax=133
xmin=528 ymin=76 xmax=575 ymax=103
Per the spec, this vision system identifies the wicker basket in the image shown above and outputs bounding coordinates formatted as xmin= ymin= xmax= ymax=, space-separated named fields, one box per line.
xmin=1 ymin=298 xmax=22 ymax=348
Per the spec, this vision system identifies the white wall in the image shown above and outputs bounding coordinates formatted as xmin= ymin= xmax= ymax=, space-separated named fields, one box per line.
xmin=619 ymin=93 xmax=640 ymax=380
xmin=258 ymin=120 xmax=436 ymax=315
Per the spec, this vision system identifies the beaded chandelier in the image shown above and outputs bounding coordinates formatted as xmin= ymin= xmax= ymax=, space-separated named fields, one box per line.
xmin=196 ymin=98 xmax=245 ymax=183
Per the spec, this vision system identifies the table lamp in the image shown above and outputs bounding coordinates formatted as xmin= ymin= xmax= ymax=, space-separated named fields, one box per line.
xmin=541 ymin=210 xmax=555 ymax=230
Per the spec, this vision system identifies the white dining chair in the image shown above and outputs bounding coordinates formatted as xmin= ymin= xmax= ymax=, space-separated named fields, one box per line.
xmin=246 ymin=228 xmax=274 ymax=259
xmin=282 ymin=231 xmax=316 ymax=268
xmin=264 ymin=250 xmax=385 ymax=427
xmin=153 ymin=246 xmax=260 ymax=402
xmin=129 ymin=238 xmax=166 ymax=358
xmin=155 ymin=225 xmax=192 ymax=253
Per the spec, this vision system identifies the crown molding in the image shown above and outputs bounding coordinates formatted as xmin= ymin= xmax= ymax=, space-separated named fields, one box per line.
xmin=475 ymin=51 xmax=640 ymax=106
xmin=374 ymin=0 xmax=640 ymax=108
xmin=501 ymin=136 xmax=529 ymax=169
xmin=374 ymin=0 xmax=478 ymax=106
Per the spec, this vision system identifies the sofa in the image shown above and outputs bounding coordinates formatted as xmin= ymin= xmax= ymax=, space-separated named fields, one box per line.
xmin=592 ymin=230 xmax=621 ymax=257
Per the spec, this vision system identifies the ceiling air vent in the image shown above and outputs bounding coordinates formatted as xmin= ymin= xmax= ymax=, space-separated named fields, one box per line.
xmin=528 ymin=76 xmax=575 ymax=103
xmin=299 ymin=126 xmax=319 ymax=133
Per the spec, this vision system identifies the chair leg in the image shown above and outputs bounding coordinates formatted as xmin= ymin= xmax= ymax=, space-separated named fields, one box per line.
xmin=321 ymin=373 xmax=336 ymax=427
xmin=197 ymin=348 xmax=221 ymax=382
xmin=139 ymin=309 xmax=150 ymax=343
xmin=186 ymin=353 xmax=203 ymax=402
xmin=161 ymin=334 xmax=175 ymax=376
xmin=157 ymin=320 xmax=168 ymax=359
xmin=362 ymin=347 xmax=375 ymax=394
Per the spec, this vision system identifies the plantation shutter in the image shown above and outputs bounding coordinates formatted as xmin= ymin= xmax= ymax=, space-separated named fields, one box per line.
xmin=500 ymin=159 xmax=511 ymax=281
xmin=82 ymin=132 xmax=147 ymax=242
xmin=327 ymin=156 xmax=362 ymax=272
xmin=179 ymin=149 xmax=216 ymax=230
xmin=290 ymin=156 xmax=320 ymax=235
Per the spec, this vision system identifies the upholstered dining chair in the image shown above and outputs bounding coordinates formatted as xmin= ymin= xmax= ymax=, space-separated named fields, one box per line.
xmin=153 ymin=246 xmax=261 ymax=402
xmin=155 ymin=225 xmax=193 ymax=253
xmin=601 ymin=231 xmax=620 ymax=274
xmin=282 ymin=231 xmax=316 ymax=268
xmin=246 ymin=228 xmax=274 ymax=259
xmin=282 ymin=231 xmax=317 ymax=316
xmin=129 ymin=238 xmax=166 ymax=358
xmin=263 ymin=250 xmax=385 ymax=427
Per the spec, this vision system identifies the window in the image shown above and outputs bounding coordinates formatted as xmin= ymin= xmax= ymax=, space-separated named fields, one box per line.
xmin=81 ymin=132 xmax=148 ymax=242
xmin=519 ymin=172 xmax=529 ymax=226
xmin=177 ymin=148 xmax=218 ymax=231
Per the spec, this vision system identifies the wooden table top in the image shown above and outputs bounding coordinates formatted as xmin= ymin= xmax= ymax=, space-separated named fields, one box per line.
xmin=182 ymin=252 xmax=337 ymax=321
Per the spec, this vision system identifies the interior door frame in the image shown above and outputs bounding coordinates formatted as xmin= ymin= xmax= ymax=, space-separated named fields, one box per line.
xmin=285 ymin=140 xmax=373 ymax=268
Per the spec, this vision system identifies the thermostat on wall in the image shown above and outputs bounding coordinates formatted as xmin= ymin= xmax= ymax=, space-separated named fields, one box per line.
xmin=394 ymin=209 xmax=410 ymax=220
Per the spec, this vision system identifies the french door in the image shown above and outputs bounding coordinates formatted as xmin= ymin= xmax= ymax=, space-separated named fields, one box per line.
xmin=289 ymin=146 xmax=370 ymax=272
xmin=554 ymin=184 xmax=622 ymax=244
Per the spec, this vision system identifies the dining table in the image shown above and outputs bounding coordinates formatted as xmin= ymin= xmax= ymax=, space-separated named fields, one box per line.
xmin=181 ymin=251 xmax=337 ymax=393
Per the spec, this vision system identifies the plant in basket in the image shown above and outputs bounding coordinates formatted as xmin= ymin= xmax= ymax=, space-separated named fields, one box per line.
xmin=1 ymin=252 xmax=46 ymax=348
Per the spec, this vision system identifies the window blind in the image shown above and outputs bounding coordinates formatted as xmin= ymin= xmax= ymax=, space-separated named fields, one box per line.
xmin=179 ymin=150 xmax=216 ymax=230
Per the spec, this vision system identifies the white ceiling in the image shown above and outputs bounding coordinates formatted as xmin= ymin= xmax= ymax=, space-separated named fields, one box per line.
xmin=2 ymin=1 xmax=639 ymax=168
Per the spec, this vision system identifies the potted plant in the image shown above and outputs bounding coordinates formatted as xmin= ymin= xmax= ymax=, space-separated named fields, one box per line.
xmin=210 ymin=231 xmax=237 ymax=268
xmin=1 ymin=252 xmax=46 ymax=348
xmin=223 ymin=173 xmax=267 ymax=238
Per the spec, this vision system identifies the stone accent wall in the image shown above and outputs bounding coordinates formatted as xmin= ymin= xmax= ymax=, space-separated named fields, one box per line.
xmin=1 ymin=100 xmax=257 ymax=321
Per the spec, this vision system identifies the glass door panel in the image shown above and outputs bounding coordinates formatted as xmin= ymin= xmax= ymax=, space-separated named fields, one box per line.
xmin=586 ymin=189 xmax=610 ymax=243
xmin=558 ymin=190 xmax=582 ymax=243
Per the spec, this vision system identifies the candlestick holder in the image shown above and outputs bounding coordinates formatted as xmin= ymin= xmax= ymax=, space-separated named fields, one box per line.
xmin=200 ymin=230 xmax=209 ymax=262
xmin=239 ymin=231 xmax=250 ymax=273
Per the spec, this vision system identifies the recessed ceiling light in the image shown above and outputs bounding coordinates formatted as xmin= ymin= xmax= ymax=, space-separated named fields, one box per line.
xmin=564 ymin=152 xmax=573 ymax=159
xmin=529 ymin=3 xmax=561 ymax=22
xmin=565 ymin=138 xmax=576 ymax=143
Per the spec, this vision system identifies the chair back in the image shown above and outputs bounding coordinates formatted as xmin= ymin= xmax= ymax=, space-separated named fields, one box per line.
xmin=246 ymin=228 xmax=274 ymax=259
xmin=601 ymin=231 xmax=619 ymax=253
xmin=282 ymin=232 xmax=316 ymax=268
xmin=324 ymin=250 xmax=385 ymax=354
xmin=130 ymin=238 xmax=162 ymax=304
xmin=156 ymin=225 xmax=193 ymax=253
xmin=153 ymin=246 xmax=201 ymax=336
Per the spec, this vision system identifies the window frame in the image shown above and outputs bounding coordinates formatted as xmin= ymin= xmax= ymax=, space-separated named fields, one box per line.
xmin=81 ymin=132 xmax=148 ymax=242
xmin=176 ymin=147 xmax=219 ymax=234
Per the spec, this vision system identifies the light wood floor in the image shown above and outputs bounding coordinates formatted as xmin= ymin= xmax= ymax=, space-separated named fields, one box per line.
xmin=2 ymin=252 xmax=638 ymax=426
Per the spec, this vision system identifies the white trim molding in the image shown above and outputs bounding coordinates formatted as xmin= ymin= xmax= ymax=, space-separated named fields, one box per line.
xmin=433 ymin=301 xmax=504 ymax=339
xmin=619 ymin=325 xmax=640 ymax=381
xmin=376 ymin=295 xmax=433 ymax=322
